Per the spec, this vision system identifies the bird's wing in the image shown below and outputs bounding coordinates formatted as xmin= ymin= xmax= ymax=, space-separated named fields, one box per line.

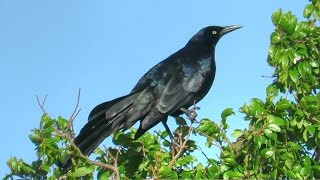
xmin=156 ymin=62 xmax=207 ymax=114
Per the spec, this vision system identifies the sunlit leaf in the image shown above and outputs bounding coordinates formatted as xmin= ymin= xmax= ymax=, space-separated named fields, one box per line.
xmin=268 ymin=124 xmax=281 ymax=132
xmin=304 ymin=4 xmax=315 ymax=18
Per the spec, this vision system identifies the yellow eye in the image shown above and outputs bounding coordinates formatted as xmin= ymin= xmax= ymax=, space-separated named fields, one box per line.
xmin=212 ymin=31 xmax=217 ymax=34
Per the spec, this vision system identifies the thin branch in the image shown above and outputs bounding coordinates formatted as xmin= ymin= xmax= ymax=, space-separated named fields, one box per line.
xmin=197 ymin=146 xmax=215 ymax=165
xmin=169 ymin=123 xmax=193 ymax=167
xmin=68 ymin=88 xmax=81 ymax=130
xmin=194 ymin=129 xmax=223 ymax=152
xmin=55 ymin=130 xmax=120 ymax=179
xmin=36 ymin=94 xmax=47 ymax=114
xmin=105 ymin=146 xmax=121 ymax=180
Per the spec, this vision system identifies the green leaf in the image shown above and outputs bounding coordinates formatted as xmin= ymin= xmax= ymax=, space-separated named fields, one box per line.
xmin=312 ymin=165 xmax=320 ymax=177
xmin=286 ymin=170 xmax=296 ymax=178
xmin=272 ymin=9 xmax=283 ymax=25
xmin=285 ymin=157 xmax=293 ymax=169
xmin=176 ymin=155 xmax=197 ymax=166
xmin=67 ymin=166 xmax=95 ymax=178
xmin=271 ymin=32 xmax=281 ymax=44
xmin=232 ymin=129 xmax=243 ymax=138
xmin=267 ymin=115 xmax=286 ymax=126
xmin=268 ymin=124 xmax=281 ymax=132
xmin=180 ymin=171 xmax=193 ymax=179
xmin=279 ymin=11 xmax=297 ymax=34
xmin=198 ymin=119 xmax=211 ymax=132
xmin=307 ymin=125 xmax=315 ymax=135
xmin=40 ymin=114 xmax=52 ymax=129
xmin=293 ymin=164 xmax=302 ymax=173
xmin=304 ymin=156 xmax=311 ymax=168
xmin=223 ymin=170 xmax=244 ymax=179
xmin=266 ymin=84 xmax=279 ymax=101
xmin=98 ymin=171 xmax=111 ymax=179
xmin=223 ymin=157 xmax=238 ymax=167
xmin=159 ymin=166 xmax=172 ymax=178
xmin=29 ymin=130 xmax=42 ymax=144
xmin=207 ymin=166 xmax=218 ymax=179
xmin=196 ymin=169 xmax=203 ymax=179
xmin=289 ymin=68 xmax=299 ymax=84
xmin=57 ymin=116 xmax=69 ymax=129
xmin=271 ymin=169 xmax=278 ymax=179
xmin=264 ymin=128 xmax=276 ymax=139
xmin=40 ymin=164 xmax=50 ymax=173
xmin=296 ymin=44 xmax=308 ymax=56
xmin=175 ymin=116 xmax=187 ymax=126
xmin=221 ymin=108 xmax=235 ymax=119
xmin=304 ymin=4 xmax=315 ymax=18
xmin=261 ymin=148 xmax=274 ymax=159
xmin=275 ymin=99 xmax=291 ymax=111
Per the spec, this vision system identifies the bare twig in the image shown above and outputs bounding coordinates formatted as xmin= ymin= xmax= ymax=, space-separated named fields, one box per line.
xmin=194 ymin=129 xmax=223 ymax=152
xmin=105 ymin=146 xmax=121 ymax=180
xmin=198 ymin=146 xmax=215 ymax=165
xmin=169 ymin=123 xmax=193 ymax=167
xmin=55 ymin=129 xmax=120 ymax=179
xmin=68 ymin=89 xmax=81 ymax=130
xmin=36 ymin=94 xmax=47 ymax=114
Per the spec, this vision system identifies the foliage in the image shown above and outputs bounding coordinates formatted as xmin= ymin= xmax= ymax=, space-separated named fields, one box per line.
xmin=4 ymin=1 xmax=320 ymax=179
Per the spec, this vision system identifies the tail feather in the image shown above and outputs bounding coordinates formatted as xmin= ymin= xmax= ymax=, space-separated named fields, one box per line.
xmin=76 ymin=93 xmax=138 ymax=155
xmin=60 ymin=93 xmax=139 ymax=172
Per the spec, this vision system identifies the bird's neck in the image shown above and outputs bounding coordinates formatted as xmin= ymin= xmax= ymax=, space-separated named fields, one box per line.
xmin=185 ymin=39 xmax=216 ymax=54
xmin=184 ymin=43 xmax=215 ymax=59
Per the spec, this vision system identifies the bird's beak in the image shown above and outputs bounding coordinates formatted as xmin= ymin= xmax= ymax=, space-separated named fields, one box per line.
xmin=220 ymin=25 xmax=242 ymax=36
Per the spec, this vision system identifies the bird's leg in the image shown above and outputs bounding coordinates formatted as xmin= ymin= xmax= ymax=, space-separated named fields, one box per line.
xmin=161 ymin=120 xmax=175 ymax=141
xmin=161 ymin=120 xmax=182 ymax=155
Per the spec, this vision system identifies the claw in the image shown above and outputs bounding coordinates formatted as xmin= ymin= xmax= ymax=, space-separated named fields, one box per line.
xmin=180 ymin=103 xmax=200 ymax=122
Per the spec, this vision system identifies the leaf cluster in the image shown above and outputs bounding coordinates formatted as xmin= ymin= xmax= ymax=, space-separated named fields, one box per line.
xmin=4 ymin=1 xmax=320 ymax=179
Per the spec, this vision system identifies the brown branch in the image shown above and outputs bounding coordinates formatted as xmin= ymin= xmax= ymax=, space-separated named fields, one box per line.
xmin=197 ymin=146 xmax=216 ymax=165
xmin=169 ymin=123 xmax=193 ymax=167
xmin=36 ymin=94 xmax=47 ymax=114
xmin=55 ymin=129 xmax=120 ymax=179
xmin=193 ymin=129 xmax=223 ymax=152
xmin=68 ymin=88 xmax=81 ymax=130
xmin=105 ymin=146 xmax=120 ymax=180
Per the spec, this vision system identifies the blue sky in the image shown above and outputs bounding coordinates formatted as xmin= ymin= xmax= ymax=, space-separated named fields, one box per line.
xmin=0 ymin=1 xmax=307 ymax=176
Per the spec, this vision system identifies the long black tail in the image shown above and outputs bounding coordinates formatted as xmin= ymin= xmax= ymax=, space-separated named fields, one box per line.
xmin=60 ymin=93 xmax=139 ymax=172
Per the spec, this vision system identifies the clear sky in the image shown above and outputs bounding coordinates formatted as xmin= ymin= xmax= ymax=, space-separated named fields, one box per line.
xmin=0 ymin=1 xmax=308 ymax=176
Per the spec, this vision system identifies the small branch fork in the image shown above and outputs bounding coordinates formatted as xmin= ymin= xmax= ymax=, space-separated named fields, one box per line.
xmin=169 ymin=122 xmax=193 ymax=167
xmin=169 ymin=102 xmax=201 ymax=167
xmin=68 ymin=88 xmax=81 ymax=130
xmin=55 ymin=130 xmax=120 ymax=179
xmin=35 ymin=90 xmax=120 ymax=179
xmin=36 ymin=94 xmax=47 ymax=114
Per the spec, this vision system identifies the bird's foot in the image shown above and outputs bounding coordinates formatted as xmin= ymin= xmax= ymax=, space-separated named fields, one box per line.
xmin=180 ymin=103 xmax=200 ymax=123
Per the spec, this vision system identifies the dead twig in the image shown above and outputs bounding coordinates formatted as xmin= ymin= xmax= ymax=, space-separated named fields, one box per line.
xmin=36 ymin=94 xmax=47 ymax=114
xmin=105 ymin=146 xmax=121 ymax=180
xmin=55 ymin=129 xmax=120 ymax=179
xmin=198 ymin=146 xmax=216 ymax=165
xmin=68 ymin=88 xmax=81 ymax=130
xmin=169 ymin=123 xmax=193 ymax=167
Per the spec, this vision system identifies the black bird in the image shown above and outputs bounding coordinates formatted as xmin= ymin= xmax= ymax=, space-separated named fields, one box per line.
xmin=63 ymin=25 xmax=241 ymax=169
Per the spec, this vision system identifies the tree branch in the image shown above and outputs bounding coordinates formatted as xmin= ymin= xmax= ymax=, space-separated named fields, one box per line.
xmin=68 ymin=88 xmax=81 ymax=130
xmin=35 ymin=94 xmax=47 ymax=114
xmin=169 ymin=123 xmax=193 ymax=167
xmin=55 ymin=129 xmax=120 ymax=179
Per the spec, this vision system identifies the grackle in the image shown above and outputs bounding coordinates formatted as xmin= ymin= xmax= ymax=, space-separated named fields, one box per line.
xmin=62 ymin=25 xmax=241 ymax=170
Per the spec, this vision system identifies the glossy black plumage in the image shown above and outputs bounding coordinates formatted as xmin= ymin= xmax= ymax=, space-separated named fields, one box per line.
xmin=62 ymin=25 xmax=241 ymax=171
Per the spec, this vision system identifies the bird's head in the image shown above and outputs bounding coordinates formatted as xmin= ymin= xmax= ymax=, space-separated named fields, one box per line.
xmin=188 ymin=25 xmax=242 ymax=48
